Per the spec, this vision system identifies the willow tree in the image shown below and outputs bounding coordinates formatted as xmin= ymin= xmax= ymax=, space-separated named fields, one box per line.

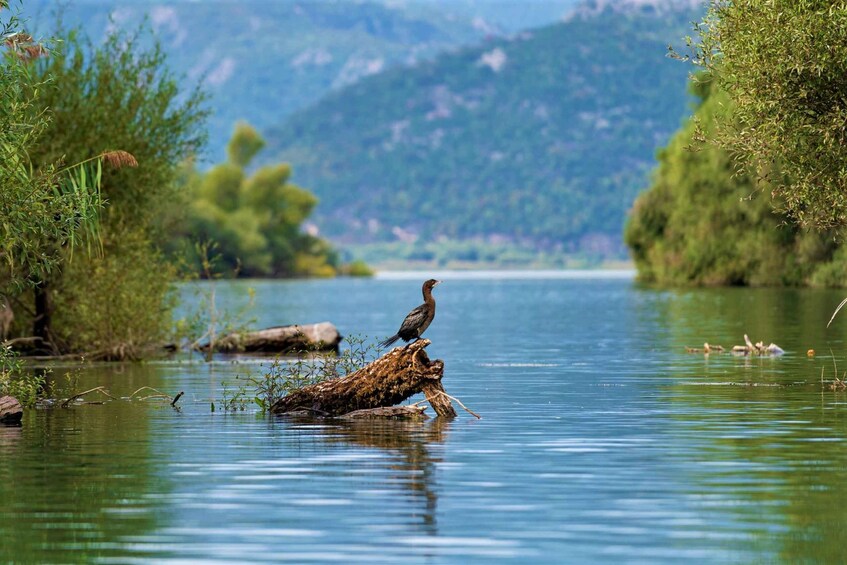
xmin=692 ymin=1 xmax=847 ymax=229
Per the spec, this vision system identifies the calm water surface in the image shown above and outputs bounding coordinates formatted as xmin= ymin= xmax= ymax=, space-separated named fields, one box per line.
xmin=4 ymin=272 xmax=847 ymax=563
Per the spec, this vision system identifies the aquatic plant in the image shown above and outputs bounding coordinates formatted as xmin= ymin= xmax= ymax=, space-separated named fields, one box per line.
xmin=0 ymin=345 xmax=44 ymax=408
xmin=220 ymin=334 xmax=380 ymax=412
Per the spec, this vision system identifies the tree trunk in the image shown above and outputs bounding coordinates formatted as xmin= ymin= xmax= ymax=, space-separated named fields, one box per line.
xmin=271 ymin=339 xmax=454 ymax=418
xmin=421 ymin=381 xmax=458 ymax=418
xmin=33 ymin=281 xmax=56 ymax=353
xmin=0 ymin=295 xmax=13 ymax=341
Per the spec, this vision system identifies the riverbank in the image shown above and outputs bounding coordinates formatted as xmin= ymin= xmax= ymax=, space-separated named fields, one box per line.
xmin=374 ymin=268 xmax=636 ymax=280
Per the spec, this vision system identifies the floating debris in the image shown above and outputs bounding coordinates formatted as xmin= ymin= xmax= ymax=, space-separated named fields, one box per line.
xmin=732 ymin=334 xmax=784 ymax=356
xmin=686 ymin=334 xmax=784 ymax=356
xmin=685 ymin=342 xmax=725 ymax=354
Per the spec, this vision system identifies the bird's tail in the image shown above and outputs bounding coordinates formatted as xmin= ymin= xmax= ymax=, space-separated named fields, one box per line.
xmin=379 ymin=334 xmax=401 ymax=349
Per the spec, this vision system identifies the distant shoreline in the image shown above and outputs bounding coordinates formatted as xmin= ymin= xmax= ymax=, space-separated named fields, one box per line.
xmin=374 ymin=268 xmax=636 ymax=280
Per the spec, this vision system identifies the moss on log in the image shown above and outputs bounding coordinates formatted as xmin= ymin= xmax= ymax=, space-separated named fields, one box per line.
xmin=271 ymin=339 xmax=455 ymax=418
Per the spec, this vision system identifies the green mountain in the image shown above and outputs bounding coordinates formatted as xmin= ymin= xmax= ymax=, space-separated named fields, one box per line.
xmin=262 ymin=4 xmax=701 ymax=261
xmin=396 ymin=0 xmax=581 ymax=33
xmin=24 ymin=0 xmax=492 ymax=160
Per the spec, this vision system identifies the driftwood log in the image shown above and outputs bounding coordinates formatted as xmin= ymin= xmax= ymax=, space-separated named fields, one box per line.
xmin=0 ymin=396 xmax=23 ymax=425
xmin=203 ymin=322 xmax=342 ymax=354
xmin=271 ymin=339 xmax=457 ymax=418
xmin=4 ymin=336 xmax=53 ymax=357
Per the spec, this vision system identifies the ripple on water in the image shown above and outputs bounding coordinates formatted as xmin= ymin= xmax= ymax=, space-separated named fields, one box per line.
xmin=6 ymin=277 xmax=847 ymax=563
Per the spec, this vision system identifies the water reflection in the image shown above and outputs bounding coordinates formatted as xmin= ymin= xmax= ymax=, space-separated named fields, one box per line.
xmin=0 ymin=406 xmax=163 ymax=562
xmin=0 ymin=423 xmax=22 ymax=446
xmin=0 ymin=362 xmax=184 ymax=562
xmin=320 ymin=418 xmax=450 ymax=536
xmin=7 ymin=278 xmax=847 ymax=562
xmin=658 ymin=285 xmax=847 ymax=562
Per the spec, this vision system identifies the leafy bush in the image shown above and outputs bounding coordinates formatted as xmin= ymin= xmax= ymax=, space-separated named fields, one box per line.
xmin=4 ymin=20 xmax=208 ymax=356
xmin=338 ymin=260 xmax=375 ymax=277
xmin=52 ymin=232 xmax=179 ymax=359
xmin=0 ymin=10 xmax=104 ymax=294
xmin=692 ymin=1 xmax=847 ymax=230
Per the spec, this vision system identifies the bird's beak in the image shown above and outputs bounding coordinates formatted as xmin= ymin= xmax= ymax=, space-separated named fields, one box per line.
xmin=435 ymin=280 xmax=442 ymax=286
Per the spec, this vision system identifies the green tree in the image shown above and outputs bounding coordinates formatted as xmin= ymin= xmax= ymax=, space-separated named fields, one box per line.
xmin=173 ymin=123 xmax=338 ymax=278
xmin=625 ymin=76 xmax=846 ymax=287
xmin=1 ymin=9 xmax=140 ymax=356
xmin=0 ymin=15 xmax=95 ymax=293
xmin=693 ymin=1 xmax=847 ymax=229
xmin=5 ymin=22 xmax=208 ymax=357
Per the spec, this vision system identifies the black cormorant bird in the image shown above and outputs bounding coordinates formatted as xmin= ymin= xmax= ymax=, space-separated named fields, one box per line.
xmin=379 ymin=279 xmax=441 ymax=348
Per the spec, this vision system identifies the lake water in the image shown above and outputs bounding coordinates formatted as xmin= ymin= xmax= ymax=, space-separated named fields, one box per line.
xmin=4 ymin=272 xmax=847 ymax=563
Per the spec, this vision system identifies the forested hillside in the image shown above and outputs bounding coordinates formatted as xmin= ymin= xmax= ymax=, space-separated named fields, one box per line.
xmin=263 ymin=4 xmax=701 ymax=261
xmin=25 ymin=0 xmax=489 ymax=159
xmin=25 ymin=0 xmax=705 ymax=265
xmin=408 ymin=0 xmax=580 ymax=32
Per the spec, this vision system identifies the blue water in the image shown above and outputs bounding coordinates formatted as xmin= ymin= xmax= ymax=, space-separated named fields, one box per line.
xmin=4 ymin=272 xmax=847 ymax=563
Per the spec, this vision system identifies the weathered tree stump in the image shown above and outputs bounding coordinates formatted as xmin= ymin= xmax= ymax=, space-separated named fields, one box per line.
xmin=203 ymin=322 xmax=341 ymax=354
xmin=0 ymin=396 xmax=23 ymax=425
xmin=271 ymin=339 xmax=455 ymax=418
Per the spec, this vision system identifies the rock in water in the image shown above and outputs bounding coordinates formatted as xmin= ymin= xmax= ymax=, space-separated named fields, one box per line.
xmin=0 ymin=396 xmax=23 ymax=425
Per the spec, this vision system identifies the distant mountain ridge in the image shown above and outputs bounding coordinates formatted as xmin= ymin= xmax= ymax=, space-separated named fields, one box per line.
xmin=20 ymin=0 xmax=704 ymax=264
xmin=262 ymin=3 xmax=702 ymax=260
xmin=567 ymin=0 xmax=704 ymax=19
xmin=24 ymin=0 xmax=497 ymax=159
xmin=395 ymin=0 xmax=581 ymax=33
